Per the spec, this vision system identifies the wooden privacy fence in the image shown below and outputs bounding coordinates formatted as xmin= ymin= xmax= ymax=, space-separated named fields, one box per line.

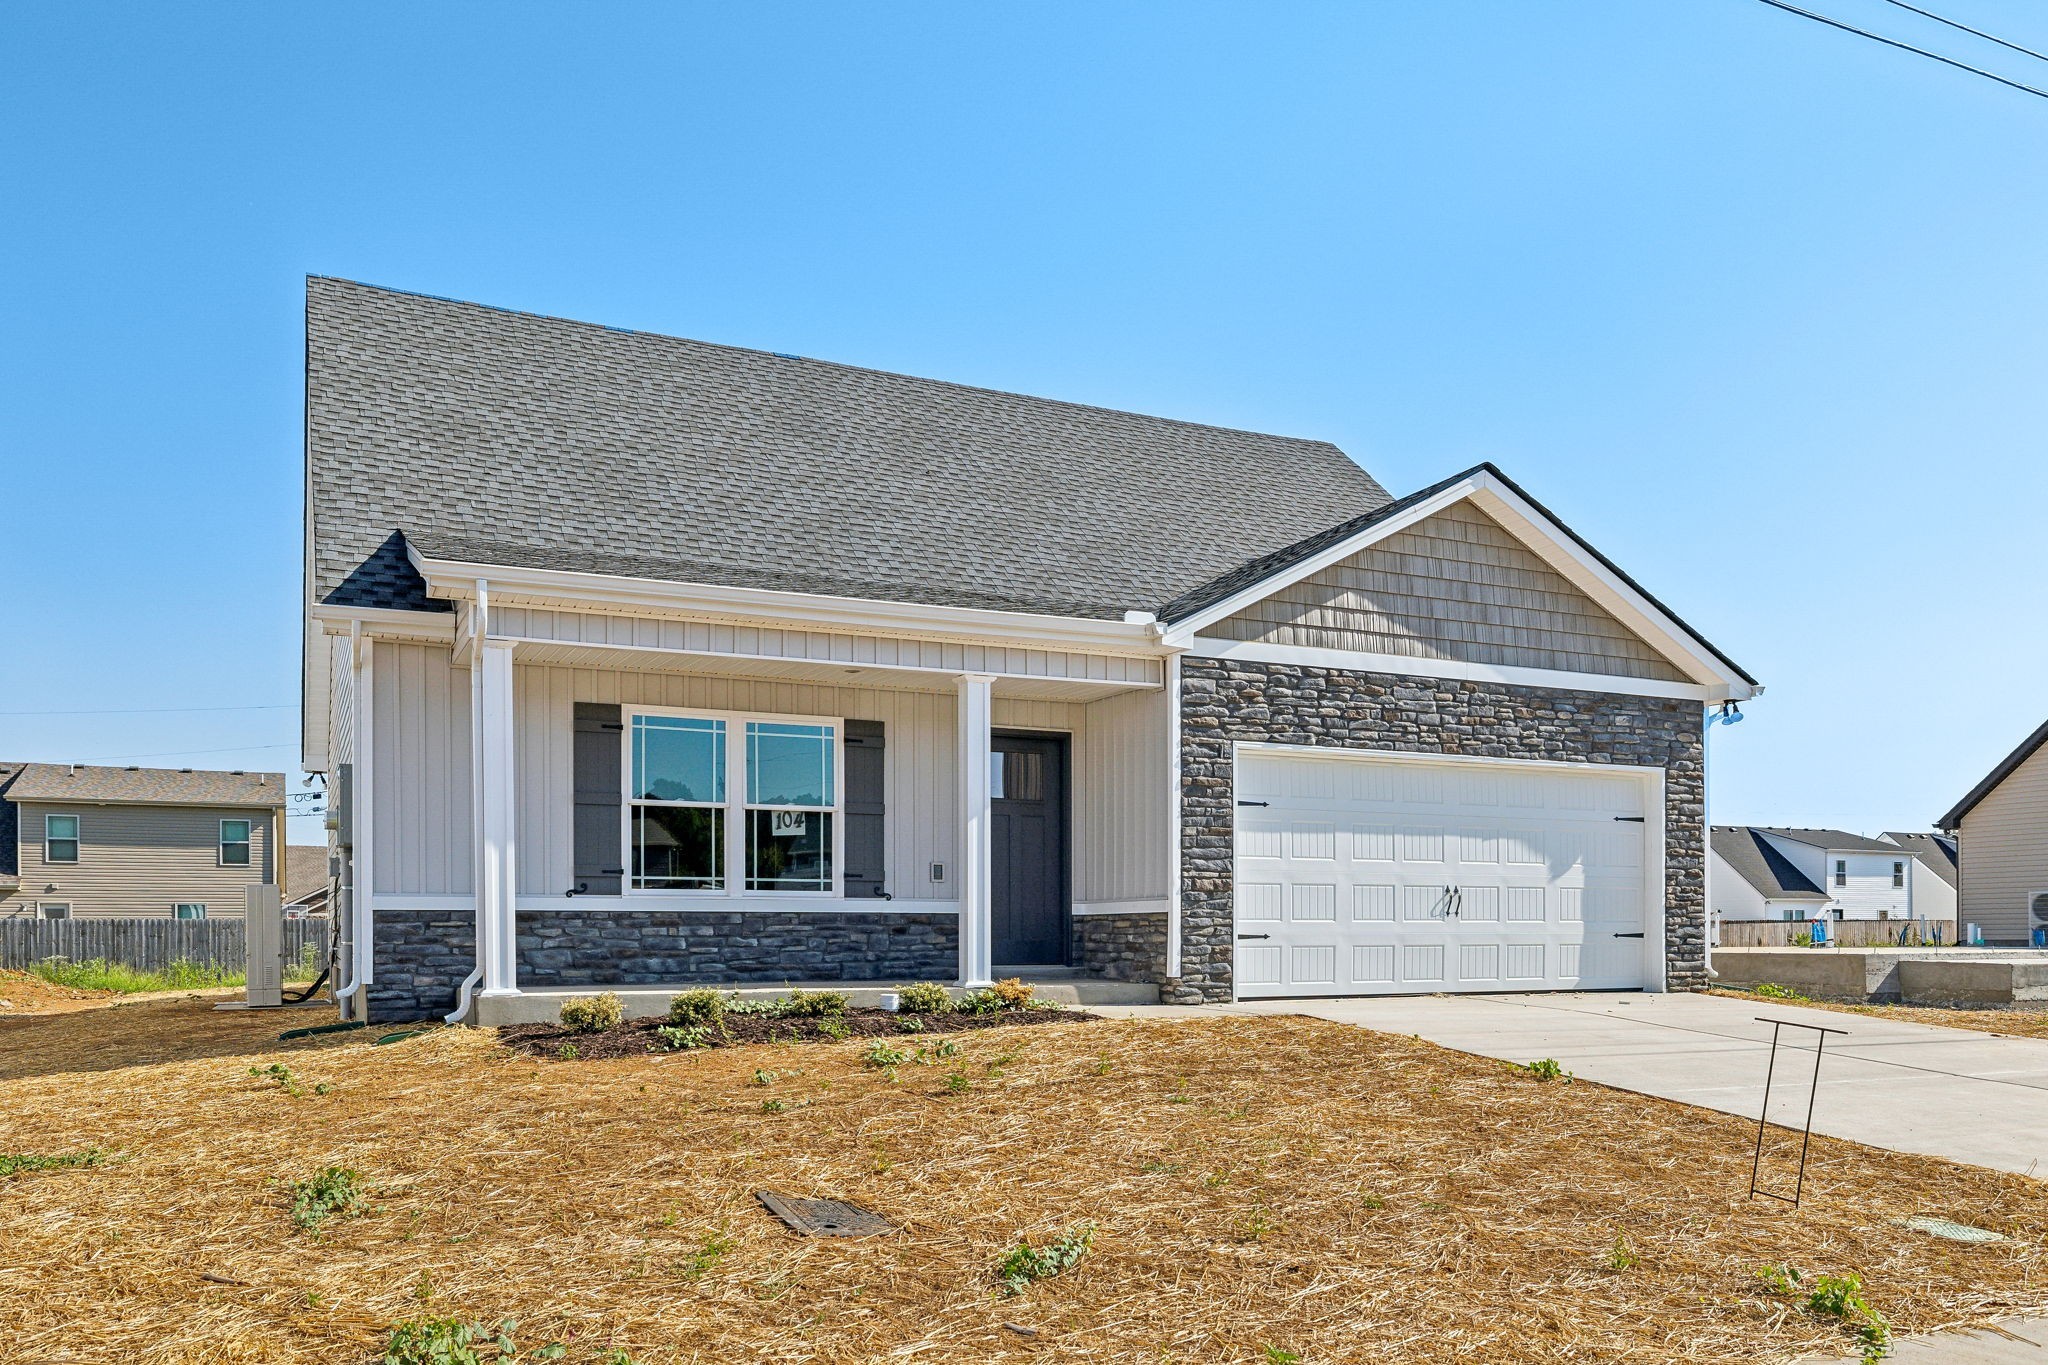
xmin=1714 ymin=918 xmax=1955 ymax=949
xmin=0 ymin=917 xmax=332 ymax=974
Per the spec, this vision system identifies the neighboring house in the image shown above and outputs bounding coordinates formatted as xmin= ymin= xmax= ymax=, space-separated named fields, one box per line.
xmin=283 ymin=844 xmax=333 ymax=915
xmin=1880 ymin=830 xmax=1959 ymax=922
xmin=1711 ymin=826 xmax=1920 ymax=923
xmin=302 ymin=279 xmax=1759 ymax=1024
xmin=0 ymin=761 xmax=283 ymax=919
xmin=1708 ymin=826 xmax=1831 ymax=923
xmin=1939 ymin=720 xmax=2048 ymax=945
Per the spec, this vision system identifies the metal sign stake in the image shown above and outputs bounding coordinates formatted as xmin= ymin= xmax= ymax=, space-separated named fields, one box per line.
xmin=1748 ymin=1015 xmax=1848 ymax=1207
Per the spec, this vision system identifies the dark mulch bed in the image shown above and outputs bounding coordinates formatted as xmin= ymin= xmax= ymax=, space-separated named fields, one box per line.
xmin=498 ymin=1006 xmax=1099 ymax=1060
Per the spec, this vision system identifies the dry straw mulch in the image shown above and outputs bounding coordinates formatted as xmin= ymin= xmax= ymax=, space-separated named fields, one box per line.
xmin=501 ymin=1005 xmax=1093 ymax=1060
xmin=3 ymin=999 xmax=2047 ymax=1364
xmin=1709 ymin=986 xmax=2048 ymax=1041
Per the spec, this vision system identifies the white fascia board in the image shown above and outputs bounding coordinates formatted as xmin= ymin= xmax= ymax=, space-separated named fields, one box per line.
xmin=310 ymin=602 xmax=459 ymax=643
xmin=407 ymin=552 xmax=1169 ymax=657
xmin=1190 ymin=636 xmax=1728 ymax=702
xmin=1169 ymin=469 xmax=1756 ymax=700
xmin=1171 ymin=477 xmax=1481 ymax=636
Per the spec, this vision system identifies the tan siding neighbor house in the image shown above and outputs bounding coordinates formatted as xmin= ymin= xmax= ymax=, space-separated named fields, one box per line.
xmin=1940 ymin=722 xmax=2048 ymax=946
xmin=0 ymin=762 xmax=285 ymax=919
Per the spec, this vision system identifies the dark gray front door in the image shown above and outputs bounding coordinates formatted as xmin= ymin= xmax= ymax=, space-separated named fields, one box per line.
xmin=992 ymin=733 xmax=1068 ymax=965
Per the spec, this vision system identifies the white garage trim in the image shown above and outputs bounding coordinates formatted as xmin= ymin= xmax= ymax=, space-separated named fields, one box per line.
xmin=1230 ymin=743 xmax=1667 ymax=1000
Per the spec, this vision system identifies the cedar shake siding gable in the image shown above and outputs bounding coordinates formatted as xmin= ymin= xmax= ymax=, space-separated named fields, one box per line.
xmin=1207 ymin=502 xmax=1690 ymax=683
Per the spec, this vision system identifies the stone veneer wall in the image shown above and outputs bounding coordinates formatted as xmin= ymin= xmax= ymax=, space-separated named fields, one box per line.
xmin=1073 ymin=911 xmax=1168 ymax=983
xmin=1175 ymin=657 xmax=1705 ymax=1005
xmin=368 ymin=909 xmax=957 ymax=1022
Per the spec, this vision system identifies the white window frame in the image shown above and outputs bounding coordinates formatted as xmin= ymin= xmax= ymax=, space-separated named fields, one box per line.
xmin=218 ymin=818 xmax=253 ymax=868
xmin=44 ymin=813 xmax=80 ymax=864
xmin=1834 ymin=859 xmax=1847 ymax=888
xmin=621 ymin=704 xmax=845 ymax=900
xmin=39 ymin=902 xmax=71 ymax=920
xmin=172 ymin=903 xmax=207 ymax=920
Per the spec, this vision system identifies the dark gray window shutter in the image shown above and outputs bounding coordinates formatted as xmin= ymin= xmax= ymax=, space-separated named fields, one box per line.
xmin=842 ymin=720 xmax=887 ymax=899
xmin=573 ymin=703 xmax=625 ymax=895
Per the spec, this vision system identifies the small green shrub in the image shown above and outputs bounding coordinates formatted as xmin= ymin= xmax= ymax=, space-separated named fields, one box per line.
xmin=896 ymin=1015 xmax=928 ymax=1033
xmin=665 ymin=990 xmax=726 ymax=1027
xmin=560 ymin=993 xmax=625 ymax=1033
xmin=1756 ymin=1264 xmax=1892 ymax=1365
xmin=654 ymin=1024 xmax=713 ymax=1052
xmin=289 ymin=1166 xmax=369 ymax=1232
xmin=955 ymin=989 xmax=1005 ymax=1016
xmin=818 ymin=1018 xmax=851 ymax=1041
xmin=1752 ymin=982 xmax=1810 ymax=1002
xmin=993 ymin=1222 xmax=1096 ymax=1296
xmin=1522 ymin=1058 xmax=1572 ymax=1083
xmin=0 ymin=1150 xmax=106 ymax=1180
xmin=864 ymin=1041 xmax=913 ymax=1069
xmin=556 ymin=1043 xmax=579 ymax=1061
xmin=895 ymin=981 xmax=953 ymax=1015
xmin=380 ymin=1317 xmax=564 ymax=1365
xmin=773 ymin=989 xmax=848 ymax=1018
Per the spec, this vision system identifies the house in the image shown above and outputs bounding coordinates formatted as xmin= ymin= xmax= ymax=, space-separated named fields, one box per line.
xmin=283 ymin=844 xmax=333 ymax=916
xmin=1880 ymin=830 xmax=1959 ymax=922
xmin=0 ymin=761 xmax=284 ymax=919
xmin=301 ymin=279 xmax=1759 ymax=1024
xmin=1708 ymin=826 xmax=1831 ymax=923
xmin=1709 ymin=826 xmax=1932 ymax=925
xmin=1939 ymin=719 xmax=2048 ymax=945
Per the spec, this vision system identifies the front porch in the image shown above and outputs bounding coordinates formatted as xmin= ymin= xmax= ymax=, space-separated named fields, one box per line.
xmin=338 ymin=581 xmax=1181 ymax=1022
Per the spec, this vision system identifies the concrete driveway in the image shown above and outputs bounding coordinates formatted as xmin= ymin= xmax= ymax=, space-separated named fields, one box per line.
xmin=1174 ymin=991 xmax=2048 ymax=1177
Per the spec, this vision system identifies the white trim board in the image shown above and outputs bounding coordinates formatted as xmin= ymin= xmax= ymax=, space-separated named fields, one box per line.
xmin=1073 ymin=899 xmax=1170 ymax=918
xmin=370 ymin=893 xmax=962 ymax=915
xmin=1191 ymin=637 xmax=1723 ymax=703
xmin=1166 ymin=469 xmax=1756 ymax=701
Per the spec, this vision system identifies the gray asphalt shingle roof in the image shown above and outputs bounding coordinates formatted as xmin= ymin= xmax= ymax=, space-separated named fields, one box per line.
xmin=307 ymin=278 xmax=1394 ymax=619
xmin=1710 ymin=826 xmax=1829 ymax=901
xmin=0 ymin=763 xmax=286 ymax=808
xmin=1751 ymin=827 xmax=1909 ymax=855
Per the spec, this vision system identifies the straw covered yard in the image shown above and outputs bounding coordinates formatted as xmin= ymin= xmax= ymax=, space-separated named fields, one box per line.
xmin=3 ymin=993 xmax=2047 ymax=1363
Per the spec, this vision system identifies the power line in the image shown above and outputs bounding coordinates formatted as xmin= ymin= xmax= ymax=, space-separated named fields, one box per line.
xmin=0 ymin=703 xmax=294 ymax=717
xmin=1750 ymin=0 xmax=2048 ymax=101
xmin=55 ymin=743 xmax=298 ymax=763
xmin=1879 ymin=0 xmax=2048 ymax=66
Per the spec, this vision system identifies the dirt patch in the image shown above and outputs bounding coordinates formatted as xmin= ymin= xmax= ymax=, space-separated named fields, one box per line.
xmin=1708 ymin=987 xmax=2048 ymax=1040
xmin=0 ymin=968 xmax=115 ymax=1015
xmin=500 ymin=1005 xmax=1093 ymax=1059
xmin=5 ymin=999 xmax=2048 ymax=1363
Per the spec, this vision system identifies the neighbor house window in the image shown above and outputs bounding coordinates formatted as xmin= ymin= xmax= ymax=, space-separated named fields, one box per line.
xmin=1834 ymin=859 xmax=1846 ymax=888
xmin=44 ymin=814 xmax=79 ymax=863
xmin=219 ymin=819 xmax=252 ymax=867
xmin=173 ymin=903 xmax=207 ymax=920
xmin=1892 ymin=861 xmax=1905 ymax=888
xmin=626 ymin=710 xmax=839 ymax=894
xmin=39 ymin=903 xmax=71 ymax=920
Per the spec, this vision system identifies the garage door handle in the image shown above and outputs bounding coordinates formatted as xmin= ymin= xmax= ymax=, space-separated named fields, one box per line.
xmin=1237 ymin=933 xmax=1272 ymax=941
xmin=1237 ymin=800 xmax=1270 ymax=807
xmin=1613 ymin=816 xmax=1645 ymax=823
xmin=1612 ymin=932 xmax=1645 ymax=939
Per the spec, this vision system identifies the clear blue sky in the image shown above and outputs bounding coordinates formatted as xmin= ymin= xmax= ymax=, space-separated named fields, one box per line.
xmin=5 ymin=1 xmax=2046 ymax=846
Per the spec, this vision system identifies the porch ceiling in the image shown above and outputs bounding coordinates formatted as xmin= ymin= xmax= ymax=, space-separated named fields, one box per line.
xmin=505 ymin=639 xmax=1156 ymax=701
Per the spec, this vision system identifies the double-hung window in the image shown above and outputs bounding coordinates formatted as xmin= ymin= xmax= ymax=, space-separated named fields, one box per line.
xmin=626 ymin=709 xmax=839 ymax=895
xmin=45 ymin=814 xmax=79 ymax=864
xmin=173 ymin=903 xmax=207 ymax=920
xmin=1892 ymin=861 xmax=1905 ymax=889
xmin=219 ymin=819 xmax=252 ymax=867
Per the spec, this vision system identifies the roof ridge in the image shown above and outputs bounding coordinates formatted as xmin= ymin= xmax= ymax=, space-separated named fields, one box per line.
xmin=307 ymin=275 xmax=1352 ymax=452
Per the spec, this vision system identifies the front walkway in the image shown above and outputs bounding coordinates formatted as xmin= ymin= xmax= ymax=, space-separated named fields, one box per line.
xmin=1108 ymin=990 xmax=2048 ymax=1177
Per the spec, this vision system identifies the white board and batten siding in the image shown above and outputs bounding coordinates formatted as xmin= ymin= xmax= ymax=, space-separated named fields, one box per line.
xmin=1233 ymin=746 xmax=1662 ymax=998
xmin=361 ymin=642 xmax=1167 ymax=909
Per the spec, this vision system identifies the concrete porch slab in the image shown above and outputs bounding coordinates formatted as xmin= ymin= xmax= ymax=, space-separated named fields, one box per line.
xmin=473 ymin=976 xmax=1160 ymax=1026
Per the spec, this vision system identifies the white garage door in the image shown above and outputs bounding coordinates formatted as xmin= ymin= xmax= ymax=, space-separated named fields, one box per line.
xmin=1233 ymin=747 xmax=1657 ymax=998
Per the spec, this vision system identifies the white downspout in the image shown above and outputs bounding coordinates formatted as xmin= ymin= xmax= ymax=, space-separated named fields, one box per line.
xmin=334 ymin=621 xmax=373 ymax=1014
xmin=446 ymin=584 xmax=488 ymax=1025
xmin=1164 ymin=650 xmax=1183 ymax=985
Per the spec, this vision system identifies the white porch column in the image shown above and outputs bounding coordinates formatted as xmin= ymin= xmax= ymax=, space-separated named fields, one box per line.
xmin=475 ymin=637 xmax=520 ymax=997
xmin=956 ymin=672 xmax=997 ymax=987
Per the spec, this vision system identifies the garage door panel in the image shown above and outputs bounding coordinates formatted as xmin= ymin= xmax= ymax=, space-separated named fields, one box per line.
xmin=1236 ymin=749 xmax=1654 ymax=999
